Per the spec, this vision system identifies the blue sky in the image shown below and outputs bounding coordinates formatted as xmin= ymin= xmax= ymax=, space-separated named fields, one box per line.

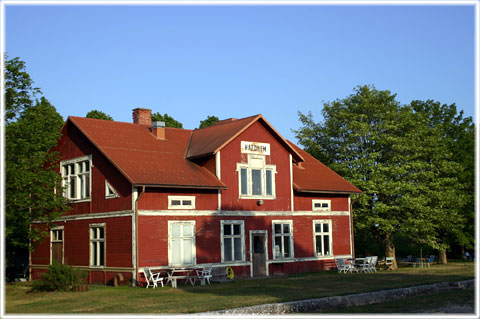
xmin=4 ymin=2 xmax=476 ymax=142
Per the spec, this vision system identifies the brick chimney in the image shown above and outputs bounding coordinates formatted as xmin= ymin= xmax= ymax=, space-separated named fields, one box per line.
xmin=132 ymin=108 xmax=152 ymax=126
xmin=152 ymin=121 xmax=166 ymax=140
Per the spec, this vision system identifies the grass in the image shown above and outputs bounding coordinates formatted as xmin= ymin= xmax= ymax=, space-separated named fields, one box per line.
xmin=5 ymin=262 xmax=475 ymax=314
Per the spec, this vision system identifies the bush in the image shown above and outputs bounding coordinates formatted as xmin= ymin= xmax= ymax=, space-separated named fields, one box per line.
xmin=32 ymin=261 xmax=87 ymax=291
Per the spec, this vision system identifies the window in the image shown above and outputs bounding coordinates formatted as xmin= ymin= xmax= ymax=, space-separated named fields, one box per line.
xmin=221 ymin=220 xmax=245 ymax=263
xmin=313 ymin=220 xmax=332 ymax=257
xmin=169 ymin=221 xmax=195 ymax=266
xmin=61 ymin=156 xmax=92 ymax=201
xmin=90 ymin=224 xmax=105 ymax=267
xmin=312 ymin=200 xmax=331 ymax=212
xmin=105 ymin=181 xmax=119 ymax=199
xmin=272 ymin=221 xmax=294 ymax=259
xmin=168 ymin=196 xmax=196 ymax=209
xmin=51 ymin=227 xmax=63 ymax=264
xmin=237 ymin=155 xmax=276 ymax=199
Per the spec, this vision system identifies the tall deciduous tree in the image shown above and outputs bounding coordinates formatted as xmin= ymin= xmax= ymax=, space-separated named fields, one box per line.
xmin=6 ymin=97 xmax=70 ymax=264
xmin=4 ymin=56 xmax=41 ymax=123
xmin=151 ymin=112 xmax=183 ymax=128
xmin=295 ymin=85 xmax=474 ymax=267
xmin=86 ymin=109 xmax=114 ymax=121
xmin=199 ymin=115 xmax=219 ymax=128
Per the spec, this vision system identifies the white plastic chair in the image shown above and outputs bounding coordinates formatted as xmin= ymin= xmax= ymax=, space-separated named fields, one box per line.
xmin=143 ymin=268 xmax=164 ymax=288
xmin=335 ymin=258 xmax=357 ymax=273
xmin=194 ymin=266 xmax=212 ymax=285
xmin=368 ymin=256 xmax=378 ymax=272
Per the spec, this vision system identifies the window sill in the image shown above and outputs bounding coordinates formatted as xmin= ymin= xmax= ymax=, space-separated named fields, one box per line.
xmin=89 ymin=265 xmax=105 ymax=269
xmin=68 ymin=198 xmax=91 ymax=203
xmin=239 ymin=195 xmax=276 ymax=200
xmin=105 ymin=195 xmax=120 ymax=200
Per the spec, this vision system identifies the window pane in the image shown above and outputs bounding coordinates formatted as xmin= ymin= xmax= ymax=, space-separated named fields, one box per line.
xmin=183 ymin=239 xmax=193 ymax=264
xmin=63 ymin=165 xmax=68 ymax=176
xmin=58 ymin=231 xmax=63 ymax=241
xmin=171 ymin=200 xmax=181 ymax=206
xmin=322 ymin=203 xmax=329 ymax=208
xmin=315 ymin=224 xmax=322 ymax=233
xmin=85 ymin=161 xmax=90 ymax=172
xmin=224 ymin=238 xmax=232 ymax=261
xmin=283 ymin=236 xmax=291 ymax=257
xmin=85 ymin=175 xmax=90 ymax=198
xmin=234 ymin=238 xmax=242 ymax=260
xmin=274 ymin=236 xmax=282 ymax=258
xmin=266 ymin=170 xmax=273 ymax=195
xmin=323 ymin=223 xmax=329 ymax=233
xmin=223 ymin=224 xmax=231 ymax=236
xmin=283 ymin=224 xmax=290 ymax=234
xmin=316 ymin=235 xmax=323 ymax=255
xmin=274 ymin=224 xmax=281 ymax=234
xmin=240 ymin=168 xmax=248 ymax=195
xmin=314 ymin=203 xmax=322 ymax=208
xmin=171 ymin=239 xmax=181 ymax=264
xmin=182 ymin=200 xmax=192 ymax=206
xmin=99 ymin=242 xmax=105 ymax=266
xmin=70 ymin=164 xmax=75 ymax=174
xmin=251 ymin=169 xmax=262 ymax=195
xmin=99 ymin=227 xmax=104 ymax=239
xmin=69 ymin=177 xmax=76 ymax=198
xmin=183 ymin=224 xmax=192 ymax=237
xmin=172 ymin=225 xmax=181 ymax=237
xmin=92 ymin=243 xmax=98 ymax=265
xmin=233 ymin=224 xmax=241 ymax=235
xmin=323 ymin=235 xmax=330 ymax=255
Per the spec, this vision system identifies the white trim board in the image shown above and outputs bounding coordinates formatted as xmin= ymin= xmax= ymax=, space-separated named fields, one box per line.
xmin=138 ymin=210 xmax=350 ymax=217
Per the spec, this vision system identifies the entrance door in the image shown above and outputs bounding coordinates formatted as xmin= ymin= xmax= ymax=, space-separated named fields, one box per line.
xmin=51 ymin=229 xmax=63 ymax=264
xmin=252 ymin=233 xmax=266 ymax=277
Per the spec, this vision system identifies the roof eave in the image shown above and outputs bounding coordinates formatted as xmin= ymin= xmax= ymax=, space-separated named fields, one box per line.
xmin=134 ymin=183 xmax=227 ymax=190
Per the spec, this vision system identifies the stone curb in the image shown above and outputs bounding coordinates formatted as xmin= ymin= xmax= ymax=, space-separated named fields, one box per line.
xmin=200 ymin=279 xmax=474 ymax=315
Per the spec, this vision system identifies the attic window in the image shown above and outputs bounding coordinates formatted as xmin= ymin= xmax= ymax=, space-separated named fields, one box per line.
xmin=168 ymin=196 xmax=196 ymax=210
xmin=312 ymin=200 xmax=331 ymax=212
xmin=61 ymin=155 xmax=92 ymax=202
xmin=105 ymin=181 xmax=119 ymax=199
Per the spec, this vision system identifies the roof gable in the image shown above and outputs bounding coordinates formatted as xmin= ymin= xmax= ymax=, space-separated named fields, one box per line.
xmin=67 ymin=117 xmax=226 ymax=189
xmin=186 ymin=114 xmax=304 ymax=162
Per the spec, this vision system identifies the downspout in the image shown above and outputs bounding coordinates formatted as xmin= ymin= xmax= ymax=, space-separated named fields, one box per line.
xmin=134 ymin=185 xmax=146 ymax=286
xmin=350 ymin=194 xmax=360 ymax=258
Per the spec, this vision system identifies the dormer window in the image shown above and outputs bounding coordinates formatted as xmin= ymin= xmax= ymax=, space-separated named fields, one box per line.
xmin=236 ymin=155 xmax=276 ymax=199
xmin=61 ymin=155 xmax=92 ymax=201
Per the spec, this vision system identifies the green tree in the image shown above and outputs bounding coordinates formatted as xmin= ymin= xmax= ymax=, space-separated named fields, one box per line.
xmin=199 ymin=115 xmax=219 ymax=128
xmin=86 ymin=109 xmax=114 ymax=121
xmin=151 ymin=112 xmax=183 ymax=128
xmin=6 ymin=97 xmax=70 ymax=264
xmin=4 ymin=55 xmax=41 ymax=123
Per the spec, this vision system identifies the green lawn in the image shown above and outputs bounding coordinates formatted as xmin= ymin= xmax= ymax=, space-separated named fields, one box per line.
xmin=5 ymin=262 xmax=474 ymax=314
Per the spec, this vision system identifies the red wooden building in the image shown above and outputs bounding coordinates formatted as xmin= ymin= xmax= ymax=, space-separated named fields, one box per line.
xmin=30 ymin=108 xmax=361 ymax=285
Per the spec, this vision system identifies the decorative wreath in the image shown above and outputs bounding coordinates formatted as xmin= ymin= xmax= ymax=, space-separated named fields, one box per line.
xmin=226 ymin=266 xmax=235 ymax=280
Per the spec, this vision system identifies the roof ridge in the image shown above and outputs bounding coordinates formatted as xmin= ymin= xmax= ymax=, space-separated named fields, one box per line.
xmin=193 ymin=114 xmax=261 ymax=131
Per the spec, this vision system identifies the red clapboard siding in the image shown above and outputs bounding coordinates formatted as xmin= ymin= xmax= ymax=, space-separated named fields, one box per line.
xmin=220 ymin=121 xmax=292 ymax=211
xmin=54 ymin=122 xmax=132 ymax=217
xmin=138 ymin=189 xmax=218 ymax=210
xmin=294 ymin=192 xmax=350 ymax=211
xmin=30 ymin=224 xmax=51 ymax=265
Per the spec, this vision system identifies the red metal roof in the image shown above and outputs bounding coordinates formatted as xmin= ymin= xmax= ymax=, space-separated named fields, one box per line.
xmin=289 ymin=142 xmax=362 ymax=194
xmin=186 ymin=114 xmax=304 ymax=162
xmin=69 ymin=117 xmax=226 ymax=189
xmin=67 ymin=115 xmax=360 ymax=193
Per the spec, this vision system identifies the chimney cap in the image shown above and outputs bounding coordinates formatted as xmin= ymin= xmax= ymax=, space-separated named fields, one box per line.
xmin=152 ymin=121 xmax=166 ymax=129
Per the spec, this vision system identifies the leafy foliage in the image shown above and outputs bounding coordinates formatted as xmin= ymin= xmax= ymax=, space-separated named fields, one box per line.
xmin=151 ymin=112 xmax=183 ymax=128
xmin=86 ymin=109 xmax=114 ymax=121
xmin=4 ymin=55 xmax=41 ymax=123
xmin=295 ymin=85 xmax=474 ymax=263
xmin=32 ymin=261 xmax=87 ymax=291
xmin=199 ymin=115 xmax=219 ymax=128
xmin=5 ymin=57 xmax=70 ymax=264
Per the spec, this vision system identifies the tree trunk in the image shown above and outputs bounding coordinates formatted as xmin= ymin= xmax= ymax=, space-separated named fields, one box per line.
xmin=439 ymin=248 xmax=448 ymax=264
xmin=383 ymin=234 xmax=397 ymax=270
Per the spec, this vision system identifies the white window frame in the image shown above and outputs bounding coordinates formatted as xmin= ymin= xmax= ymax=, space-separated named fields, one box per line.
xmin=272 ymin=220 xmax=294 ymax=260
xmin=312 ymin=199 xmax=331 ymax=212
xmin=60 ymin=155 xmax=92 ymax=202
xmin=313 ymin=220 xmax=333 ymax=257
xmin=220 ymin=220 xmax=245 ymax=263
xmin=236 ymin=155 xmax=277 ymax=199
xmin=90 ymin=223 xmax=106 ymax=268
xmin=168 ymin=196 xmax=196 ymax=210
xmin=105 ymin=180 xmax=120 ymax=199
xmin=50 ymin=226 xmax=64 ymax=265
xmin=168 ymin=221 xmax=196 ymax=267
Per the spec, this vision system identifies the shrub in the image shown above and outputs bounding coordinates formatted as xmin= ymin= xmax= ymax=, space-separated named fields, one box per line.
xmin=32 ymin=261 xmax=87 ymax=291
